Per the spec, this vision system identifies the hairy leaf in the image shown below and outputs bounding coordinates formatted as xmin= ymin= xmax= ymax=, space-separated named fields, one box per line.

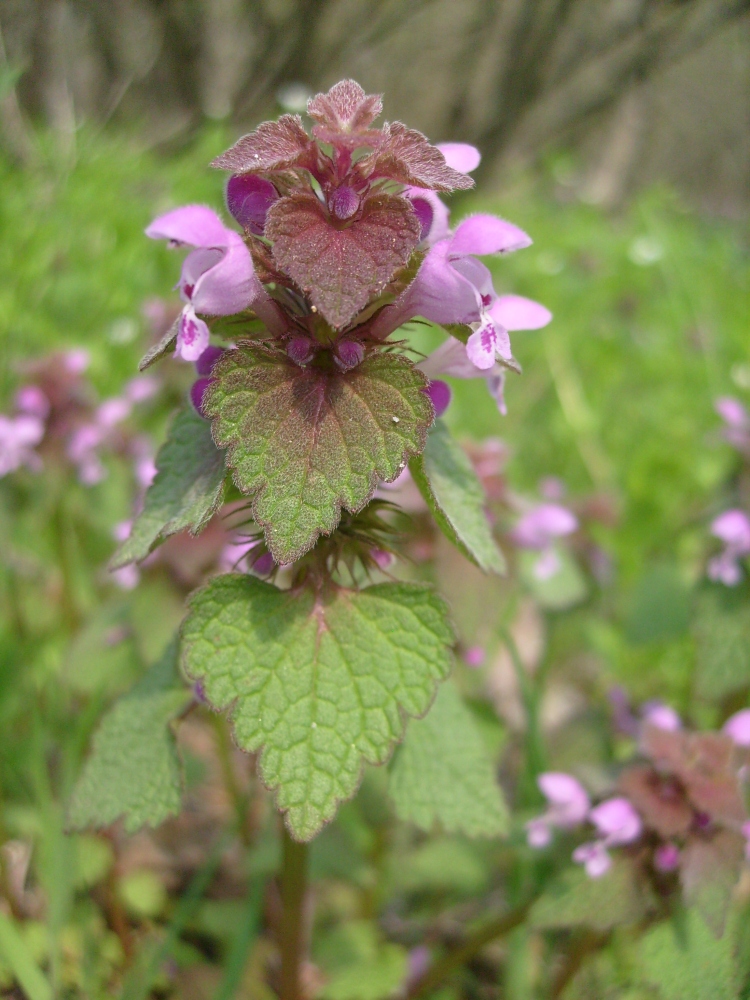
xmin=307 ymin=79 xmax=382 ymax=133
xmin=139 ymin=317 xmax=178 ymax=371
xmin=265 ymin=192 xmax=421 ymax=329
xmin=388 ymin=681 xmax=507 ymax=836
xmin=693 ymin=584 xmax=750 ymax=700
xmin=410 ymin=419 xmax=505 ymax=575
xmin=529 ymin=858 xmax=654 ymax=931
xmin=181 ymin=575 xmax=454 ymax=840
xmin=366 ymin=122 xmax=474 ymax=191
xmin=680 ymin=831 xmax=745 ymax=937
xmin=211 ymin=114 xmax=312 ymax=173
xmin=204 ymin=344 xmax=432 ymax=564
xmin=111 ymin=408 xmax=226 ymax=568
xmin=68 ymin=642 xmax=191 ymax=834
xmin=640 ymin=909 xmax=737 ymax=1000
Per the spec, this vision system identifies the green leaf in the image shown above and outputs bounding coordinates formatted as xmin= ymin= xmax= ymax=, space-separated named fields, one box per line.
xmin=204 ymin=344 xmax=432 ymax=564
xmin=181 ymin=575 xmax=454 ymax=840
xmin=388 ymin=680 xmax=508 ymax=836
xmin=111 ymin=407 xmax=226 ymax=568
xmin=409 ymin=419 xmax=505 ymax=575
xmin=693 ymin=584 xmax=750 ymax=700
xmin=625 ymin=564 xmax=691 ymax=645
xmin=68 ymin=641 xmax=192 ymax=834
xmin=316 ymin=921 xmax=407 ymax=1000
xmin=529 ymin=858 xmax=654 ymax=932
xmin=138 ymin=317 xmax=178 ymax=371
xmin=640 ymin=909 xmax=737 ymax=1000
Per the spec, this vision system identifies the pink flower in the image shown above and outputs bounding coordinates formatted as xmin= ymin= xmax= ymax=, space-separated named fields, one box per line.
xmin=512 ymin=503 xmax=578 ymax=580
xmin=573 ymin=797 xmax=642 ymax=879
xmin=0 ymin=414 xmax=45 ymax=477
xmin=641 ymin=702 xmax=681 ymax=732
xmin=526 ymin=772 xmax=590 ymax=848
xmin=146 ymin=205 xmax=267 ymax=361
xmin=416 ymin=297 xmax=550 ymax=417
xmin=371 ymin=216 xmax=549 ymax=379
xmin=406 ymin=143 xmax=481 ymax=246
xmin=464 ymin=645 xmax=485 ymax=668
xmin=707 ymin=509 xmax=750 ymax=586
xmin=716 ymin=396 xmax=748 ymax=428
xmin=723 ymin=709 xmax=750 ymax=747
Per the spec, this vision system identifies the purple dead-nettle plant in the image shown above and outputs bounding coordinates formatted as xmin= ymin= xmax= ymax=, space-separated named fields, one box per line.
xmin=70 ymin=79 xmax=554 ymax=999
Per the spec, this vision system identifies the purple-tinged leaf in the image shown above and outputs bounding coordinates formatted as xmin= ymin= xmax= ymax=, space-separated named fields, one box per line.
xmin=680 ymin=830 xmax=745 ymax=937
xmin=226 ymin=174 xmax=278 ymax=234
xmin=204 ymin=344 xmax=433 ymax=563
xmin=367 ymin=122 xmax=474 ymax=192
xmin=307 ymin=79 xmax=383 ymax=132
xmin=265 ymin=192 xmax=421 ymax=329
xmin=211 ymin=115 xmax=313 ymax=173
xmin=618 ymin=765 xmax=693 ymax=838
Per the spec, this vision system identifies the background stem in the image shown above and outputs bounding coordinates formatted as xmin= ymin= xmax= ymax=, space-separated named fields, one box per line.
xmin=279 ymin=827 xmax=309 ymax=1000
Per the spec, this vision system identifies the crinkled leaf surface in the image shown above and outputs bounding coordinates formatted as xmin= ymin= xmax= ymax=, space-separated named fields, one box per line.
xmin=680 ymin=831 xmax=745 ymax=937
xmin=410 ymin=419 xmax=505 ymax=575
xmin=529 ymin=858 xmax=654 ymax=931
xmin=68 ymin=641 xmax=191 ymax=834
xmin=264 ymin=192 xmax=420 ymax=329
xmin=388 ymin=680 xmax=507 ymax=836
xmin=111 ymin=408 xmax=226 ymax=568
xmin=640 ymin=908 xmax=737 ymax=1000
xmin=693 ymin=584 xmax=750 ymax=700
xmin=205 ymin=345 xmax=432 ymax=564
xmin=211 ymin=114 xmax=312 ymax=173
xmin=366 ymin=122 xmax=474 ymax=191
xmin=307 ymin=79 xmax=382 ymax=133
xmin=180 ymin=575 xmax=454 ymax=840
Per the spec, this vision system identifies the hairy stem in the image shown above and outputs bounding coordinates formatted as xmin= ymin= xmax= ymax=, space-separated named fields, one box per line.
xmin=405 ymin=900 xmax=534 ymax=999
xmin=279 ymin=827 xmax=309 ymax=1000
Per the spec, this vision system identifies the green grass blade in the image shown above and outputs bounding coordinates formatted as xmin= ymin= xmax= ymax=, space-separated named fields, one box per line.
xmin=0 ymin=912 xmax=53 ymax=1000
xmin=215 ymin=879 xmax=264 ymax=1000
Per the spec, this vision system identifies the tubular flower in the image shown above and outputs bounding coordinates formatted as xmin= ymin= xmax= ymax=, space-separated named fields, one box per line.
xmin=573 ymin=797 xmax=642 ymax=879
xmin=707 ymin=509 xmax=750 ymax=586
xmin=525 ymin=772 xmax=590 ymax=848
xmin=145 ymin=205 xmax=266 ymax=361
xmin=512 ymin=503 xmax=578 ymax=579
xmin=406 ymin=143 xmax=481 ymax=245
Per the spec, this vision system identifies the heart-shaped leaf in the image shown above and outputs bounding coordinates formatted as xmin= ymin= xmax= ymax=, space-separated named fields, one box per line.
xmin=388 ymin=680 xmax=508 ymax=837
xmin=180 ymin=575 xmax=454 ymax=840
xmin=204 ymin=344 xmax=433 ymax=564
xmin=410 ymin=419 xmax=505 ymax=575
xmin=264 ymin=192 xmax=421 ymax=329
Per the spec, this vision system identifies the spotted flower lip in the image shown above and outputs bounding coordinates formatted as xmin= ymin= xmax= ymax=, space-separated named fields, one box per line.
xmin=146 ymin=205 xmax=273 ymax=361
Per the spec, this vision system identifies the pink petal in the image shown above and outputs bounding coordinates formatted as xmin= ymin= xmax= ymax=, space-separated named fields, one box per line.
xmin=490 ymin=295 xmax=552 ymax=331
xmin=538 ymin=772 xmax=590 ymax=824
xmin=513 ymin=504 xmax=578 ymax=548
xmin=654 ymin=843 xmax=680 ymax=872
xmin=715 ymin=396 xmax=748 ymax=428
xmin=641 ymin=703 xmax=681 ymax=732
xmin=573 ymin=841 xmax=612 ymax=878
xmin=190 ymin=238 xmax=258 ymax=316
xmin=466 ymin=325 xmax=499 ymax=370
xmin=589 ymin=797 xmax=642 ymax=845
xmin=177 ymin=307 xmax=210 ymax=361
xmin=526 ymin=818 xmax=552 ymax=848
xmin=723 ymin=709 xmax=750 ymax=747
xmin=711 ymin=510 xmax=750 ymax=552
xmin=407 ymin=187 xmax=451 ymax=245
xmin=146 ymin=204 xmax=231 ymax=248
xmin=419 ymin=337 xmax=485 ymax=379
xmin=450 ymin=214 xmax=532 ymax=257
xmin=437 ymin=142 xmax=481 ymax=174
xmin=424 ymin=379 xmax=451 ymax=417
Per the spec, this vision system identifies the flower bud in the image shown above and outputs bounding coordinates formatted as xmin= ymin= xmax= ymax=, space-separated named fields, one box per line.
xmin=329 ymin=185 xmax=361 ymax=221
xmin=287 ymin=336 xmax=316 ymax=366
xmin=335 ymin=341 xmax=365 ymax=371
xmin=424 ymin=379 xmax=451 ymax=417
xmin=190 ymin=378 xmax=212 ymax=418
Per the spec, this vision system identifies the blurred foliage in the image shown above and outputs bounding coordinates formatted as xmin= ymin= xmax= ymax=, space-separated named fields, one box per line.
xmin=0 ymin=128 xmax=749 ymax=998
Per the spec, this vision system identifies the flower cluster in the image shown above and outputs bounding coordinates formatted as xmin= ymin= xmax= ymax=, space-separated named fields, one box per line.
xmin=707 ymin=395 xmax=750 ymax=586
xmin=145 ymin=79 xmax=550 ymax=420
xmin=527 ymin=701 xmax=750 ymax=925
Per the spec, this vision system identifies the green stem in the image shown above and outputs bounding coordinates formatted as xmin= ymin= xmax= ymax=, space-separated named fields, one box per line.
xmin=279 ymin=826 xmax=309 ymax=1000
xmin=500 ymin=627 xmax=546 ymax=800
xmin=211 ymin=715 xmax=251 ymax=846
xmin=405 ymin=900 xmax=534 ymax=1000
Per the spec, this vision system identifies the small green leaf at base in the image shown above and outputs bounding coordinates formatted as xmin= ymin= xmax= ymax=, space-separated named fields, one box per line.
xmin=68 ymin=641 xmax=192 ymax=834
xmin=180 ymin=575 xmax=454 ymax=841
xmin=529 ymin=857 xmax=654 ymax=932
xmin=111 ymin=407 xmax=226 ymax=568
xmin=410 ymin=419 xmax=505 ymax=575
xmin=640 ymin=909 xmax=737 ymax=1000
xmin=388 ymin=680 xmax=508 ymax=837
xmin=204 ymin=344 xmax=433 ymax=564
